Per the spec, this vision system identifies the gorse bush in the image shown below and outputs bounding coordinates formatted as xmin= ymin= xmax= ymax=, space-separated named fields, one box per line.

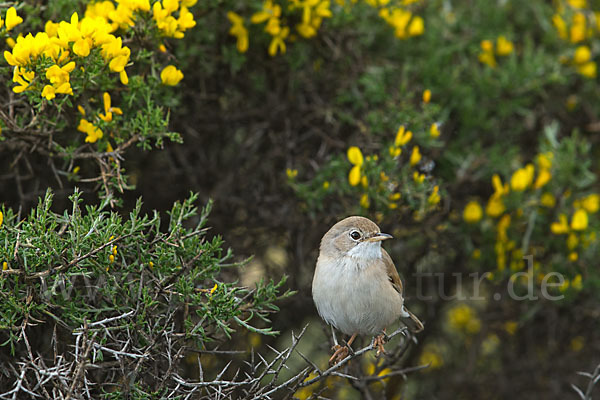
xmin=0 ymin=190 xmax=291 ymax=396
xmin=1 ymin=0 xmax=191 ymax=204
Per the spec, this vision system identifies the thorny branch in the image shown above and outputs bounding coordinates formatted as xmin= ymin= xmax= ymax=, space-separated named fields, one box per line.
xmin=572 ymin=362 xmax=600 ymax=400
xmin=0 ymin=320 xmax=425 ymax=399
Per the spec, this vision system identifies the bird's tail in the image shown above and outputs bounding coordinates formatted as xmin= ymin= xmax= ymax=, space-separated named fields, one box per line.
xmin=402 ymin=306 xmax=424 ymax=333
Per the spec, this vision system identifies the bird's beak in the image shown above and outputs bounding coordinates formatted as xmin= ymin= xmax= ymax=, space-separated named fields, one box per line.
xmin=366 ymin=232 xmax=393 ymax=242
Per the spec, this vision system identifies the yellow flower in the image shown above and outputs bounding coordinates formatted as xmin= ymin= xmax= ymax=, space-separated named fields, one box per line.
xmin=486 ymin=195 xmax=505 ymax=217
xmin=210 ymin=283 xmax=218 ymax=295
xmin=422 ymin=89 xmax=431 ymax=103
xmin=347 ymin=146 xmax=364 ymax=166
xmin=510 ymin=164 xmax=534 ymax=191
xmin=497 ymin=214 xmax=511 ymax=242
xmin=361 ymin=175 xmax=368 ymax=188
xmin=580 ymin=194 xmax=599 ymax=213
xmin=5 ymin=7 xmax=23 ymax=32
xmin=160 ymin=65 xmax=184 ymax=85
xmin=428 ymin=185 xmax=440 ymax=205
xmin=99 ymin=92 xmax=123 ymax=122
xmin=540 ymin=192 xmax=556 ymax=208
xmin=227 ymin=11 xmax=249 ymax=53
xmin=348 ymin=166 xmax=361 ymax=186
xmin=496 ymin=35 xmax=513 ymax=56
xmin=389 ymin=146 xmax=401 ymax=157
xmin=0 ymin=211 xmax=3 ymax=227
xmin=553 ymin=14 xmax=567 ymax=39
xmin=286 ymin=168 xmax=298 ymax=179
xmin=430 ymin=123 xmax=440 ymax=138
xmin=492 ymin=174 xmax=508 ymax=196
xmin=568 ymin=0 xmax=587 ymax=8
xmin=572 ymin=274 xmax=582 ymax=290
xmin=504 ymin=321 xmax=518 ymax=335
xmin=2 ymin=262 xmax=7 ymax=271
xmin=463 ymin=201 xmax=483 ymax=223
xmin=570 ymin=12 xmax=586 ymax=43
xmin=574 ymin=45 xmax=591 ymax=64
xmin=410 ymin=146 xmax=421 ymax=166
xmin=73 ymin=38 xmax=91 ymax=57
xmin=322 ymin=181 xmax=330 ymax=189
xmin=481 ymin=39 xmax=493 ymax=52
xmin=536 ymin=152 xmax=553 ymax=169
xmin=576 ymin=61 xmax=597 ymax=78
xmin=571 ymin=209 xmax=588 ymax=231
xmin=447 ymin=303 xmax=481 ymax=334
xmin=567 ymin=233 xmax=578 ymax=250
xmin=407 ymin=16 xmax=424 ymax=36
xmin=268 ymin=26 xmax=289 ymax=56
xmin=479 ymin=40 xmax=496 ymax=67
xmin=41 ymin=85 xmax=57 ymax=100
xmin=534 ymin=168 xmax=551 ymax=189
xmin=394 ymin=125 xmax=412 ymax=146
xmin=551 ymin=213 xmax=569 ymax=234
xmin=413 ymin=171 xmax=425 ymax=184
xmin=77 ymin=118 xmax=103 ymax=143
xmin=360 ymin=193 xmax=370 ymax=208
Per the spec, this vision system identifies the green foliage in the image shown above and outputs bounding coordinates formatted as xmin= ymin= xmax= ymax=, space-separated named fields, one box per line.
xmin=0 ymin=189 xmax=291 ymax=395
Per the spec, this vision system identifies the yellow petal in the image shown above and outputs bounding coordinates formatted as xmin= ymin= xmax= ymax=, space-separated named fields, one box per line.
xmin=347 ymin=146 xmax=364 ymax=166
xmin=348 ymin=165 xmax=361 ymax=186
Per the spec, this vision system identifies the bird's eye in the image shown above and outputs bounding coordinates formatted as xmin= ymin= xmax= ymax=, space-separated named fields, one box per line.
xmin=350 ymin=230 xmax=361 ymax=241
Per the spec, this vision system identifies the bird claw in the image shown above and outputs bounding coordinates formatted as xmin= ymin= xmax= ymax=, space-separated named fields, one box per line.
xmin=373 ymin=334 xmax=387 ymax=357
xmin=329 ymin=344 xmax=349 ymax=365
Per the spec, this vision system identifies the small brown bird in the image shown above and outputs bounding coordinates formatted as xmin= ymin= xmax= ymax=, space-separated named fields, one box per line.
xmin=312 ymin=216 xmax=423 ymax=364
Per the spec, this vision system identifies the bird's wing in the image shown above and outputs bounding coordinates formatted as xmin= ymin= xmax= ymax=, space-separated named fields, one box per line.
xmin=382 ymin=249 xmax=424 ymax=332
xmin=382 ymin=248 xmax=403 ymax=295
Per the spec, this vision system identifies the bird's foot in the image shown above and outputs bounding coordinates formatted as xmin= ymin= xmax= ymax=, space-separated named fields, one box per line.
xmin=329 ymin=344 xmax=349 ymax=365
xmin=373 ymin=334 xmax=387 ymax=357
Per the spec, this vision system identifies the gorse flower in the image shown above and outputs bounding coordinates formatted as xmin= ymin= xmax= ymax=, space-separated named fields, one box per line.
xmin=347 ymin=146 xmax=364 ymax=186
xmin=571 ymin=209 xmax=588 ymax=231
xmin=510 ymin=164 xmax=534 ymax=191
xmin=463 ymin=201 xmax=483 ymax=223
xmin=379 ymin=7 xmax=424 ymax=39
xmin=447 ymin=303 xmax=481 ymax=335
xmin=160 ymin=65 xmax=184 ymax=85
xmin=227 ymin=12 xmax=249 ymax=53
xmin=4 ymin=12 xmax=132 ymax=94
xmin=479 ymin=36 xmax=513 ymax=67
xmin=5 ymin=7 xmax=23 ymax=32
xmin=78 ymin=118 xmax=103 ymax=143
xmin=422 ymin=89 xmax=431 ymax=103
xmin=496 ymin=35 xmax=514 ymax=56
xmin=410 ymin=145 xmax=421 ymax=166
xmin=430 ymin=123 xmax=440 ymax=138
xmin=292 ymin=0 xmax=333 ymax=39
xmin=99 ymin=92 xmax=123 ymax=122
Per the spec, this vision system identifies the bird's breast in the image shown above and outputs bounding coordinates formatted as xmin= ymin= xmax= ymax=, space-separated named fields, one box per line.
xmin=312 ymin=255 xmax=405 ymax=335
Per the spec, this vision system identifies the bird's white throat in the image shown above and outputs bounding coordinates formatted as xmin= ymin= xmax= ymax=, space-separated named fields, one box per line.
xmin=345 ymin=241 xmax=382 ymax=268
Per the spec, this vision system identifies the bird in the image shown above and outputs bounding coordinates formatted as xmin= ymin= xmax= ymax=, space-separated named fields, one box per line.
xmin=312 ymin=216 xmax=423 ymax=365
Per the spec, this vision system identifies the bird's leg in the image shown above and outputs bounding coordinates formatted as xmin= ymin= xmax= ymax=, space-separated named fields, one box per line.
xmin=373 ymin=329 xmax=387 ymax=357
xmin=331 ymin=325 xmax=339 ymax=347
xmin=329 ymin=333 xmax=357 ymax=365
